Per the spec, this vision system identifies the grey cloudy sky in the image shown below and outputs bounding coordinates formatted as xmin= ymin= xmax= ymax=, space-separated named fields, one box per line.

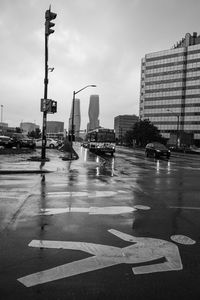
xmin=1 ymin=0 xmax=200 ymax=130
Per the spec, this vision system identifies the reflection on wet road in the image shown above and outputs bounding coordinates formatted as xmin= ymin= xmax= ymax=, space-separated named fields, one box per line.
xmin=1 ymin=145 xmax=200 ymax=299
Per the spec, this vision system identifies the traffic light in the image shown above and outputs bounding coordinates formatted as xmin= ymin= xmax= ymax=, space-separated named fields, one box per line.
xmin=51 ymin=100 xmax=57 ymax=113
xmin=45 ymin=8 xmax=57 ymax=35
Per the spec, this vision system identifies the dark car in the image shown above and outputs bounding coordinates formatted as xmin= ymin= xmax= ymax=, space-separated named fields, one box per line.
xmin=0 ymin=135 xmax=36 ymax=149
xmin=19 ymin=137 xmax=36 ymax=149
xmin=7 ymin=133 xmax=36 ymax=149
xmin=0 ymin=135 xmax=16 ymax=148
xmin=145 ymin=142 xmax=171 ymax=159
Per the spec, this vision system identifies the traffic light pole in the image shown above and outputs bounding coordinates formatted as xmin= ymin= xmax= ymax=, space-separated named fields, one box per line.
xmin=41 ymin=7 xmax=56 ymax=161
xmin=41 ymin=33 xmax=48 ymax=160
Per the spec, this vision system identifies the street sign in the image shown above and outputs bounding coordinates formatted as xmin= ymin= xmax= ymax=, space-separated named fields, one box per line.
xmin=41 ymin=99 xmax=57 ymax=114
xmin=41 ymin=99 xmax=51 ymax=112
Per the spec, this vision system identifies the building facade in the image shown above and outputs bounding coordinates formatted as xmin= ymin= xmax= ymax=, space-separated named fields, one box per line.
xmin=0 ymin=122 xmax=8 ymax=134
xmin=20 ymin=122 xmax=40 ymax=135
xmin=87 ymin=95 xmax=100 ymax=132
xmin=46 ymin=121 xmax=64 ymax=139
xmin=68 ymin=98 xmax=81 ymax=137
xmin=140 ymin=32 xmax=200 ymax=146
xmin=114 ymin=115 xmax=139 ymax=142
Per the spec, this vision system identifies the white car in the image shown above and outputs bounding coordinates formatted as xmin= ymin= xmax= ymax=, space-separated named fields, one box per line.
xmin=35 ymin=138 xmax=58 ymax=148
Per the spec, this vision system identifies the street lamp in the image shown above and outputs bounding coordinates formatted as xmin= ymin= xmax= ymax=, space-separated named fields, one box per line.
xmin=70 ymin=84 xmax=96 ymax=159
xmin=167 ymin=109 xmax=180 ymax=147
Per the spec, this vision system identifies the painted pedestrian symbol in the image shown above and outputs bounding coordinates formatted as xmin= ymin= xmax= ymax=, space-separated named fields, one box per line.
xmin=17 ymin=229 xmax=195 ymax=287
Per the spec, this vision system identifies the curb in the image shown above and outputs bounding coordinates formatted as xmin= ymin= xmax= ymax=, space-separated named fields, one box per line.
xmin=0 ymin=169 xmax=52 ymax=174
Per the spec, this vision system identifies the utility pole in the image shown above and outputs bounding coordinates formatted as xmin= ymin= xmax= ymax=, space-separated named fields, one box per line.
xmin=41 ymin=6 xmax=57 ymax=160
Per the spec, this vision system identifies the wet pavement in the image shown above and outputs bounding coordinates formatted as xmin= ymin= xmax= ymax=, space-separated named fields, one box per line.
xmin=1 ymin=145 xmax=200 ymax=299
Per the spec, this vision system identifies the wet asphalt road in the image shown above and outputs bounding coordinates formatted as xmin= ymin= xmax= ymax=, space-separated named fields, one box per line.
xmin=1 ymin=145 xmax=200 ymax=300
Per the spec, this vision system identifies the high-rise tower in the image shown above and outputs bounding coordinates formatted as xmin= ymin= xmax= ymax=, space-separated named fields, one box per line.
xmin=68 ymin=98 xmax=81 ymax=137
xmin=87 ymin=95 xmax=99 ymax=132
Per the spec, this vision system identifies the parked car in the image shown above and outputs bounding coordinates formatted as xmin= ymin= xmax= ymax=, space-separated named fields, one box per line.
xmin=145 ymin=142 xmax=171 ymax=159
xmin=81 ymin=141 xmax=88 ymax=148
xmin=3 ymin=133 xmax=36 ymax=149
xmin=188 ymin=145 xmax=200 ymax=154
xmin=35 ymin=138 xmax=58 ymax=148
xmin=0 ymin=135 xmax=17 ymax=148
xmin=19 ymin=137 xmax=36 ymax=149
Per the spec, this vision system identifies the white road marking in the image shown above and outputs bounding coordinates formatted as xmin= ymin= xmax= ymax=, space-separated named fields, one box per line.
xmin=17 ymin=229 xmax=189 ymax=287
xmin=133 ymin=205 xmax=151 ymax=210
xmin=40 ymin=206 xmax=136 ymax=215
xmin=46 ymin=190 xmax=128 ymax=198
xmin=89 ymin=206 xmax=135 ymax=214
xmin=170 ymin=235 xmax=196 ymax=245
xmin=169 ymin=206 xmax=200 ymax=210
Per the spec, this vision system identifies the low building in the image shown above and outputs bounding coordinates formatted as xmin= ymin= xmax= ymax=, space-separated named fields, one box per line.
xmin=46 ymin=121 xmax=64 ymax=139
xmin=0 ymin=122 xmax=8 ymax=134
xmin=114 ymin=115 xmax=139 ymax=143
xmin=20 ymin=122 xmax=40 ymax=135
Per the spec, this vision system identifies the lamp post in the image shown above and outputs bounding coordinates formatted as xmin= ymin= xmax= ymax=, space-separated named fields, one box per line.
xmin=70 ymin=85 xmax=96 ymax=159
xmin=167 ymin=109 xmax=180 ymax=147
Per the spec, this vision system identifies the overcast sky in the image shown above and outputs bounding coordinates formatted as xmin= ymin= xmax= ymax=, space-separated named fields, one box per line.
xmin=1 ymin=0 xmax=200 ymax=130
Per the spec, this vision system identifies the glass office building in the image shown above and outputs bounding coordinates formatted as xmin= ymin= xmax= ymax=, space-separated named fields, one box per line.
xmin=140 ymin=32 xmax=200 ymax=145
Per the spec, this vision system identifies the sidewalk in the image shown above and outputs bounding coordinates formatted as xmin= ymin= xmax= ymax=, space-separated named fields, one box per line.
xmin=0 ymin=146 xmax=83 ymax=174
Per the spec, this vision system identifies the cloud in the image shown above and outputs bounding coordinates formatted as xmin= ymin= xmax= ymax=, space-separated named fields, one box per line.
xmin=1 ymin=0 xmax=200 ymax=129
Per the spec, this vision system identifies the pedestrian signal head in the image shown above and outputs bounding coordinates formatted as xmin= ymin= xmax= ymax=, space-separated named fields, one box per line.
xmin=51 ymin=100 xmax=57 ymax=113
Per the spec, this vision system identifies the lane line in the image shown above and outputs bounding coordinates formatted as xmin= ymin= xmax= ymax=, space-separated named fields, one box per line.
xmin=169 ymin=206 xmax=200 ymax=210
xmin=40 ymin=206 xmax=137 ymax=215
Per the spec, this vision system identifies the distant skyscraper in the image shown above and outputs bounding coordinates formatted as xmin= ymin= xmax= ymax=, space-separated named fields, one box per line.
xmin=87 ymin=95 xmax=99 ymax=132
xmin=69 ymin=98 xmax=81 ymax=137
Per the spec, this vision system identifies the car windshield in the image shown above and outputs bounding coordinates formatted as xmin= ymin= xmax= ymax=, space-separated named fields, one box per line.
xmin=154 ymin=143 xmax=167 ymax=150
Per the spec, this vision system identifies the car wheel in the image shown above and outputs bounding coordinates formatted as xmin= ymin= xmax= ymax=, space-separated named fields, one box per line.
xmin=16 ymin=142 xmax=21 ymax=149
xmin=49 ymin=144 xmax=54 ymax=149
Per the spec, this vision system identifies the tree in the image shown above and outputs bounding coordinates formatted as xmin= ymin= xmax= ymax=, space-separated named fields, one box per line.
xmin=28 ymin=128 xmax=41 ymax=139
xmin=124 ymin=119 xmax=165 ymax=147
xmin=16 ymin=127 xmax=22 ymax=133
